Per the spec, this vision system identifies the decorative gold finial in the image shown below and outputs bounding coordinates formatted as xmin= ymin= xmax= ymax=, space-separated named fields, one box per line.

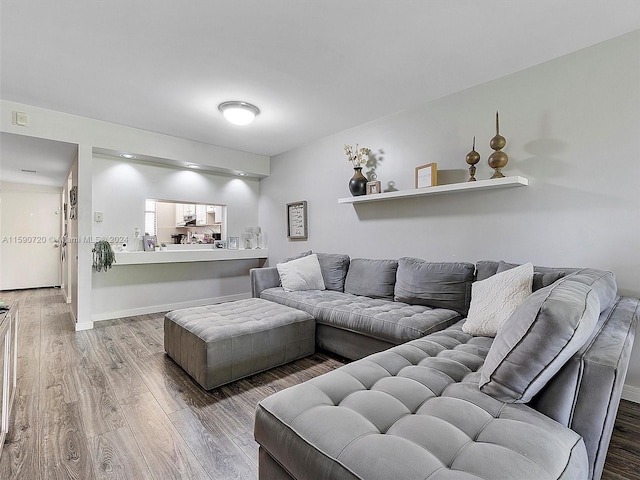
xmin=465 ymin=136 xmax=480 ymax=181
xmin=488 ymin=111 xmax=508 ymax=178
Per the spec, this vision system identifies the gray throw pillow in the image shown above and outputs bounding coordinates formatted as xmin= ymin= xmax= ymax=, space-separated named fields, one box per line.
xmin=394 ymin=258 xmax=474 ymax=314
xmin=316 ymin=253 xmax=350 ymax=292
xmin=479 ymin=271 xmax=615 ymax=403
xmin=475 ymin=260 xmax=578 ymax=284
xmin=496 ymin=260 xmax=565 ymax=291
xmin=282 ymin=250 xmax=312 ymax=263
xmin=344 ymin=258 xmax=398 ymax=300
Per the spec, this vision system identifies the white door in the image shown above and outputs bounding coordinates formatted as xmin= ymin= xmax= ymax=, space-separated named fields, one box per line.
xmin=0 ymin=188 xmax=62 ymax=290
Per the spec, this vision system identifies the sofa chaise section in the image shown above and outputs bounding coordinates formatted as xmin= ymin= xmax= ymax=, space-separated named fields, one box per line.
xmin=254 ymin=323 xmax=590 ymax=480
xmin=253 ymin=260 xmax=638 ymax=480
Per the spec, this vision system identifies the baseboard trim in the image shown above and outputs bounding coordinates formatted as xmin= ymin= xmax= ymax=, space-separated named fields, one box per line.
xmin=75 ymin=321 xmax=94 ymax=331
xmin=90 ymin=293 xmax=251 ymax=323
xmin=621 ymin=384 xmax=640 ymax=404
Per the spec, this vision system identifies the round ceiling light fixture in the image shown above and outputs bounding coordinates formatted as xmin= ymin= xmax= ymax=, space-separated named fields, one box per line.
xmin=218 ymin=101 xmax=260 ymax=126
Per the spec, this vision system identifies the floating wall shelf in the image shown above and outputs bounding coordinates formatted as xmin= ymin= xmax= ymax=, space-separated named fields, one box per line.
xmin=338 ymin=176 xmax=528 ymax=204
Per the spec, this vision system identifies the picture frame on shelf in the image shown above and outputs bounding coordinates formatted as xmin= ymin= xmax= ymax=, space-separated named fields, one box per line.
xmin=228 ymin=236 xmax=239 ymax=250
xmin=214 ymin=240 xmax=227 ymax=249
xmin=143 ymin=235 xmax=157 ymax=252
xmin=366 ymin=180 xmax=382 ymax=195
xmin=415 ymin=163 xmax=438 ymax=188
xmin=287 ymin=200 xmax=308 ymax=239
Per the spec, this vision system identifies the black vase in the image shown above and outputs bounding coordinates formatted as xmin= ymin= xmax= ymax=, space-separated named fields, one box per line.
xmin=349 ymin=167 xmax=367 ymax=196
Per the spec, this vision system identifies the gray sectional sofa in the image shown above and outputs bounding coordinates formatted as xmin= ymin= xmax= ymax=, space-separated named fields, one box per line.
xmin=250 ymin=254 xmax=638 ymax=480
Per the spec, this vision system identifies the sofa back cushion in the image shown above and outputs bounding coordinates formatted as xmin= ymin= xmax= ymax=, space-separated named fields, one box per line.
xmin=476 ymin=260 xmax=578 ymax=289
xmin=344 ymin=258 xmax=398 ymax=300
xmin=479 ymin=269 xmax=617 ymax=403
xmin=316 ymin=253 xmax=351 ymax=291
xmin=393 ymin=258 xmax=475 ymax=314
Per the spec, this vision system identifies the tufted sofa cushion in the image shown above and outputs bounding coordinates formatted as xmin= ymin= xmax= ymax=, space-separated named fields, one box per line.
xmin=255 ymin=323 xmax=589 ymax=480
xmin=261 ymin=287 xmax=462 ymax=345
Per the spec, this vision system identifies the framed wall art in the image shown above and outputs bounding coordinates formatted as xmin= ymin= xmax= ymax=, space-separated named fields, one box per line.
xmin=228 ymin=236 xmax=239 ymax=250
xmin=415 ymin=163 xmax=438 ymax=188
xmin=366 ymin=180 xmax=382 ymax=195
xmin=143 ymin=235 xmax=157 ymax=251
xmin=287 ymin=201 xmax=308 ymax=239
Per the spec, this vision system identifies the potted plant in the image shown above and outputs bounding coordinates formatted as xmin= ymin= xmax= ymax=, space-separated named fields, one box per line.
xmin=92 ymin=240 xmax=116 ymax=272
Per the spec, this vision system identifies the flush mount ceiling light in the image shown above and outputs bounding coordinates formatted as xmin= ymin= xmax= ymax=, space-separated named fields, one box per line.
xmin=186 ymin=163 xmax=200 ymax=169
xmin=218 ymin=101 xmax=260 ymax=126
xmin=120 ymin=153 xmax=136 ymax=159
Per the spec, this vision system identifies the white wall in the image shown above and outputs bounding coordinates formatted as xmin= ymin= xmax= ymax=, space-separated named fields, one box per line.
xmin=259 ymin=31 xmax=640 ymax=396
xmin=0 ymin=100 xmax=270 ymax=177
xmin=0 ymin=99 xmax=269 ymax=328
xmin=91 ymin=154 xmax=262 ymax=320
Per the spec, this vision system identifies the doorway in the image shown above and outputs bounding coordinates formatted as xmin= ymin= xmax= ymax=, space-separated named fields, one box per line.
xmin=0 ymin=184 xmax=62 ymax=290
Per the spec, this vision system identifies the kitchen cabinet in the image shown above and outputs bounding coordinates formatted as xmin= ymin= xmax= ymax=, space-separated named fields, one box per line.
xmin=0 ymin=300 xmax=18 ymax=459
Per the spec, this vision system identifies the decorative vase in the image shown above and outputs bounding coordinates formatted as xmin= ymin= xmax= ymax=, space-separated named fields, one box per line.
xmin=465 ymin=136 xmax=481 ymax=182
xmin=488 ymin=111 xmax=508 ymax=178
xmin=349 ymin=167 xmax=368 ymax=196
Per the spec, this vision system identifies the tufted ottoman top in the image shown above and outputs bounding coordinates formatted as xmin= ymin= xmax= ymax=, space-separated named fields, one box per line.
xmin=165 ymin=297 xmax=314 ymax=342
xmin=255 ymin=323 xmax=589 ymax=480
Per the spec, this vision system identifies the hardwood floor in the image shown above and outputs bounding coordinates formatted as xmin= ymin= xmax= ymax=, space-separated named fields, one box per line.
xmin=0 ymin=287 xmax=638 ymax=479
xmin=0 ymin=288 xmax=345 ymax=479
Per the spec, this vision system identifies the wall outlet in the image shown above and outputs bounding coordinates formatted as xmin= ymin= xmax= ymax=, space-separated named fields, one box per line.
xmin=94 ymin=211 xmax=103 ymax=223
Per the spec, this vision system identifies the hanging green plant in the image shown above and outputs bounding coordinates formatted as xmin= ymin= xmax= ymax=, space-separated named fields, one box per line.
xmin=92 ymin=240 xmax=116 ymax=272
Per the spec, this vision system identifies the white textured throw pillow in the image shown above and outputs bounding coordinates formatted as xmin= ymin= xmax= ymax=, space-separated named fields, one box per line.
xmin=462 ymin=262 xmax=534 ymax=337
xmin=277 ymin=253 xmax=326 ymax=292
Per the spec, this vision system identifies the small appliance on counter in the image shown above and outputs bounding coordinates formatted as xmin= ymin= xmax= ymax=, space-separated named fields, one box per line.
xmin=171 ymin=233 xmax=187 ymax=244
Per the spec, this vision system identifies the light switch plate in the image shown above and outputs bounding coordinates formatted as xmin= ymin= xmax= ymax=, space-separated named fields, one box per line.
xmin=12 ymin=111 xmax=29 ymax=127
xmin=94 ymin=212 xmax=103 ymax=223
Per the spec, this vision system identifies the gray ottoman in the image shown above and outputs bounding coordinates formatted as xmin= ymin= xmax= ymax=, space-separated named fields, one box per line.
xmin=164 ymin=298 xmax=316 ymax=390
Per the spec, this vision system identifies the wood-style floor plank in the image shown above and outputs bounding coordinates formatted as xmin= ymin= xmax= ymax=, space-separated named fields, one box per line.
xmin=169 ymin=406 xmax=258 ymax=479
xmin=0 ymin=393 xmax=40 ymax=480
xmin=84 ymin=328 xmax=150 ymax=401
xmin=0 ymin=287 xmax=638 ymax=480
xmin=119 ymin=391 xmax=210 ymax=480
xmin=603 ymin=399 xmax=640 ymax=480
xmin=88 ymin=426 xmax=152 ymax=480
xmin=40 ymin=400 xmax=96 ymax=480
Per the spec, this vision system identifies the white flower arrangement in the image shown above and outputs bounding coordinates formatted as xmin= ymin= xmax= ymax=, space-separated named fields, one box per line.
xmin=344 ymin=144 xmax=371 ymax=169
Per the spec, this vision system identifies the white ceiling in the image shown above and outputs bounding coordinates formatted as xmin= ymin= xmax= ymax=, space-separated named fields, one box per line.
xmin=0 ymin=133 xmax=77 ymax=187
xmin=1 ymin=1 xmax=640 ymax=185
